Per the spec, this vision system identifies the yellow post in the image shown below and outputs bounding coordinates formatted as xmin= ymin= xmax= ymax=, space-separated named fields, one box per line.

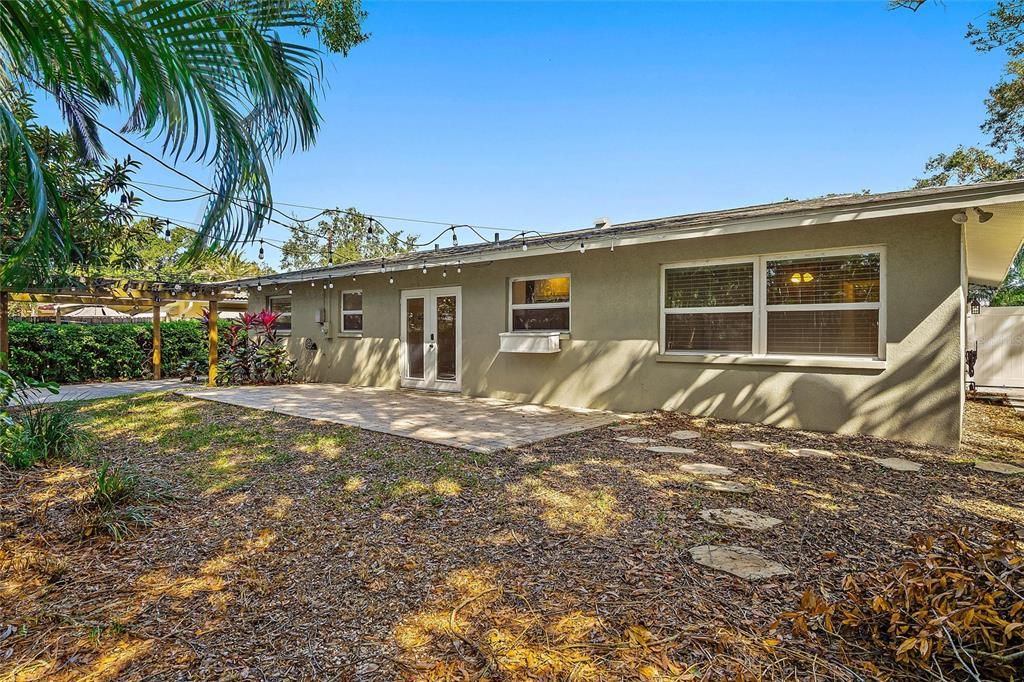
xmin=207 ymin=299 xmax=218 ymax=386
xmin=152 ymin=303 xmax=161 ymax=380
xmin=0 ymin=292 xmax=9 ymax=370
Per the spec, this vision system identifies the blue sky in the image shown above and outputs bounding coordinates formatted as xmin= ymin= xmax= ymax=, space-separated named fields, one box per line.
xmin=37 ymin=1 xmax=1007 ymax=269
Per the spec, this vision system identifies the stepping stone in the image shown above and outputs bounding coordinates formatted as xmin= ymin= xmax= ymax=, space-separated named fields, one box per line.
xmin=669 ymin=430 xmax=701 ymax=441
xmin=699 ymin=507 xmax=782 ymax=531
xmin=615 ymin=436 xmax=651 ymax=444
xmin=696 ymin=479 xmax=754 ymax=494
xmin=679 ymin=462 xmax=735 ymax=476
xmin=872 ymin=457 xmax=922 ymax=472
xmin=731 ymin=441 xmax=773 ymax=451
xmin=787 ymin=448 xmax=836 ymax=459
xmin=609 ymin=424 xmax=639 ymax=432
xmin=646 ymin=446 xmax=697 ymax=455
xmin=975 ymin=460 xmax=1024 ymax=475
xmin=688 ymin=545 xmax=792 ymax=580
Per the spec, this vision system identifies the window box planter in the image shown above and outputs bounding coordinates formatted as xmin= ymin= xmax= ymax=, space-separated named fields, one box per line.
xmin=499 ymin=331 xmax=561 ymax=354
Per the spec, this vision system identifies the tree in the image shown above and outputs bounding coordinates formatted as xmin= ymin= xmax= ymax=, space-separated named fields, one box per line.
xmin=892 ymin=1 xmax=1024 ymax=187
xmin=0 ymin=0 xmax=368 ymax=277
xmin=0 ymin=93 xmax=148 ymax=287
xmin=126 ymin=224 xmax=272 ymax=283
xmin=279 ymin=209 xmax=415 ymax=271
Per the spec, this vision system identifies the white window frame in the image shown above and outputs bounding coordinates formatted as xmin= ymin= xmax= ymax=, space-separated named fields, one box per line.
xmin=341 ymin=289 xmax=363 ymax=333
xmin=265 ymin=295 xmax=292 ymax=335
xmin=508 ymin=273 xmax=571 ymax=333
xmin=659 ymin=246 xmax=886 ymax=361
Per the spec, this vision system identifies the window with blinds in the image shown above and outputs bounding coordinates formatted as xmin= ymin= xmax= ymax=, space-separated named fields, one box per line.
xmin=660 ymin=249 xmax=884 ymax=359
xmin=266 ymin=295 xmax=292 ymax=332
xmin=663 ymin=262 xmax=754 ymax=352
xmin=765 ymin=253 xmax=880 ymax=357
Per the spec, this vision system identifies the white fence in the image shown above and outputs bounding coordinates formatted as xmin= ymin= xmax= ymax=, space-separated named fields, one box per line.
xmin=967 ymin=306 xmax=1024 ymax=388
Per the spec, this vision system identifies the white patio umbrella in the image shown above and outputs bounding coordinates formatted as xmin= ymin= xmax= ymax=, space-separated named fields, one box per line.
xmin=62 ymin=305 xmax=130 ymax=319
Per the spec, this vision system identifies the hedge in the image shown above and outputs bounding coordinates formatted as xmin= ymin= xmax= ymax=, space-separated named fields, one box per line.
xmin=8 ymin=319 xmax=233 ymax=384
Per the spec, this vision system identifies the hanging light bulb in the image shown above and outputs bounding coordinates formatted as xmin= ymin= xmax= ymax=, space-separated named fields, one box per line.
xmin=379 ymin=259 xmax=386 ymax=273
xmin=442 ymin=266 xmax=448 ymax=278
xmin=164 ymin=224 xmax=172 ymax=242
xmin=288 ymin=288 xmax=293 ymax=295
xmin=421 ymin=262 xmax=427 ymax=274
xmin=366 ymin=218 xmax=374 ymax=236
xmin=457 ymin=260 xmax=462 ymax=274
xmin=258 ymin=240 xmax=265 ymax=260
xmin=329 ymin=277 xmax=334 ymax=289
xmin=452 ymin=226 xmax=458 ymax=246
xmin=389 ymin=276 xmax=395 ymax=285
xmin=311 ymin=280 xmax=315 ymax=287
xmin=579 ymin=241 xmax=586 ymax=254
xmin=257 ymin=280 xmax=263 ymax=291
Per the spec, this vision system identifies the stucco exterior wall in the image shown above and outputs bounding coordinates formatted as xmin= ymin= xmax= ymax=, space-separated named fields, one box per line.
xmin=251 ymin=212 xmax=964 ymax=446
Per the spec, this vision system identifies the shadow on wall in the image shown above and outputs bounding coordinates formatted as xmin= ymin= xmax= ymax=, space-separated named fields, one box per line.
xmin=289 ymin=334 xmax=400 ymax=388
xmin=470 ymin=301 xmax=961 ymax=446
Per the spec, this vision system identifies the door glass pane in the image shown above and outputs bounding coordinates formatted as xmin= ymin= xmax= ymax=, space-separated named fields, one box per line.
xmin=406 ymin=297 xmax=424 ymax=379
xmin=436 ymin=295 xmax=457 ymax=381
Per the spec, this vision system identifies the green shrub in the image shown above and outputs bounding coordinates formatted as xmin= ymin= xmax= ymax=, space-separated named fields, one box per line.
xmin=0 ymin=423 xmax=43 ymax=469
xmin=8 ymin=319 xmax=234 ymax=383
xmin=20 ymin=403 xmax=90 ymax=461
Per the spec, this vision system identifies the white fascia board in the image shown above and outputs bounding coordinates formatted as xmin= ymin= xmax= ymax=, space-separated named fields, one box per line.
xmin=231 ymin=184 xmax=1024 ymax=287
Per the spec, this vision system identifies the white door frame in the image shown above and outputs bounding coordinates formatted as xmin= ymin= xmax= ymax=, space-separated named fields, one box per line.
xmin=400 ymin=286 xmax=462 ymax=392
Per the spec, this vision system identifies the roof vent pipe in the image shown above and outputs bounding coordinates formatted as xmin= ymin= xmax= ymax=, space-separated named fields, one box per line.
xmin=594 ymin=217 xmax=611 ymax=229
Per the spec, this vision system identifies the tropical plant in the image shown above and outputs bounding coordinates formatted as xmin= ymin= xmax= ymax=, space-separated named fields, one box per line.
xmin=216 ymin=309 xmax=294 ymax=385
xmin=0 ymin=0 xmax=368 ymax=278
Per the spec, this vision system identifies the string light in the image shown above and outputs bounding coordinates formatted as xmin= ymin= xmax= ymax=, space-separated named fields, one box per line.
xmin=388 ymin=276 xmax=394 ymax=285
xmin=457 ymin=260 xmax=462 ymax=274
xmin=256 ymin=280 xmax=262 ymax=291
xmin=421 ymin=261 xmax=427 ymax=274
xmin=579 ymin=241 xmax=586 ymax=254
xmin=452 ymin=227 xmax=458 ymax=247
xmin=258 ymin=240 xmax=265 ymax=260
xmin=379 ymin=259 xmax=385 ymax=274
xmin=442 ymin=266 xmax=448 ymax=278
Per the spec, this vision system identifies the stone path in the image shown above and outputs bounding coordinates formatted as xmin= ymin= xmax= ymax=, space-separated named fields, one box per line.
xmin=696 ymin=480 xmax=753 ymax=494
xmin=688 ymin=545 xmax=792 ymax=580
xmin=614 ymin=436 xmax=652 ymax=444
xmin=646 ymin=445 xmax=696 ymax=455
xmin=872 ymin=457 xmax=923 ymax=472
xmin=787 ymin=448 xmax=836 ymax=459
xmin=608 ymin=424 xmax=639 ymax=432
xmin=679 ymin=462 xmax=735 ymax=476
xmin=184 ymin=384 xmax=626 ymax=454
xmin=731 ymin=441 xmax=773 ymax=451
xmin=669 ymin=430 xmax=700 ymax=441
xmin=699 ymin=508 xmax=782 ymax=531
xmin=975 ymin=460 xmax=1024 ymax=475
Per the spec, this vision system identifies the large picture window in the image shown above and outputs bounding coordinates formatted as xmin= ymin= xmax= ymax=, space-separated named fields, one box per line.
xmin=341 ymin=290 xmax=363 ymax=332
xmin=509 ymin=275 xmax=570 ymax=332
xmin=660 ymin=249 xmax=884 ymax=359
xmin=266 ymin=295 xmax=292 ymax=332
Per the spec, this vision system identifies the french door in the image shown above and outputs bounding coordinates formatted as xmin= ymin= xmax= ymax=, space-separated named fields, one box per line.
xmin=400 ymin=287 xmax=462 ymax=391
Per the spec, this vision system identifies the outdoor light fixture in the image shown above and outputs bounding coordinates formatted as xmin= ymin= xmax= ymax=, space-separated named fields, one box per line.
xmin=442 ymin=267 xmax=448 ymax=278
xmin=952 ymin=210 xmax=969 ymax=224
xmin=256 ymin=280 xmax=262 ymax=291
xmin=389 ymin=276 xmax=395 ymax=284
xmin=971 ymin=298 xmax=981 ymax=315
xmin=457 ymin=260 xmax=462 ymax=274
xmin=452 ymin=227 xmax=458 ymax=246
xmin=379 ymin=259 xmax=386 ymax=273
xmin=288 ymin=288 xmax=293 ymax=295
xmin=421 ymin=262 xmax=428 ymax=274
xmin=975 ymin=207 xmax=994 ymax=223
xmin=258 ymin=240 xmax=265 ymax=260
xmin=579 ymin=241 xmax=586 ymax=254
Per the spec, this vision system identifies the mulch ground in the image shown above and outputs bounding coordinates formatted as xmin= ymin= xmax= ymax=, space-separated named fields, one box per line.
xmin=1 ymin=393 xmax=1021 ymax=681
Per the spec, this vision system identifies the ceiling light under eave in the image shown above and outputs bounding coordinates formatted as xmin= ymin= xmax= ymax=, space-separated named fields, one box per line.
xmin=952 ymin=210 xmax=969 ymax=224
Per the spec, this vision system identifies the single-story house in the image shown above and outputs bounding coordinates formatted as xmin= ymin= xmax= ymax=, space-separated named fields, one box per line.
xmin=229 ymin=180 xmax=1024 ymax=447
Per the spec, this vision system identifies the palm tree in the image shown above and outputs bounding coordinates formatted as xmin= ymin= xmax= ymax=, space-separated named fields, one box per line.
xmin=193 ymin=253 xmax=269 ymax=282
xmin=0 ymin=0 xmax=366 ymax=274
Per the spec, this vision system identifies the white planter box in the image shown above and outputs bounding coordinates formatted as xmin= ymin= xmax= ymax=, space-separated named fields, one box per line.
xmin=498 ymin=332 xmax=561 ymax=354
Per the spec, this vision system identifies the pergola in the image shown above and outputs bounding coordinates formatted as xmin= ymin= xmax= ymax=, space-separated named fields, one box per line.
xmin=0 ymin=278 xmax=247 ymax=386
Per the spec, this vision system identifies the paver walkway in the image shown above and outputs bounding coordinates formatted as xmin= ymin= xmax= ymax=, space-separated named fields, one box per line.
xmin=22 ymin=378 xmax=187 ymax=404
xmin=183 ymin=383 xmax=626 ymax=453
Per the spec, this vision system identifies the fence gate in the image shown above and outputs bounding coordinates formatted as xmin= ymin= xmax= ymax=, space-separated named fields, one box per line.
xmin=968 ymin=306 xmax=1024 ymax=388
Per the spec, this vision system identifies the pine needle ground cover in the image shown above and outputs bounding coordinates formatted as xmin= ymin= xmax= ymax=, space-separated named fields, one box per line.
xmin=1 ymin=394 xmax=1021 ymax=680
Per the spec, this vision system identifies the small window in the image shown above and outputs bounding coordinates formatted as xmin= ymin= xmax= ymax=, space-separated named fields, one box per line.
xmin=342 ymin=290 xmax=363 ymax=332
xmin=266 ymin=295 xmax=291 ymax=332
xmin=510 ymin=275 xmax=570 ymax=332
xmin=663 ymin=262 xmax=754 ymax=352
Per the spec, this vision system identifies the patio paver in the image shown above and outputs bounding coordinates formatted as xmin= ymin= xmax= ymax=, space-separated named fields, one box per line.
xmin=22 ymin=378 xmax=187 ymax=404
xmin=182 ymin=383 xmax=627 ymax=453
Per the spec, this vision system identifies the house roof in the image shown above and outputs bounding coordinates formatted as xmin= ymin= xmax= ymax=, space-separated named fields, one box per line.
xmin=225 ymin=178 xmax=1024 ymax=288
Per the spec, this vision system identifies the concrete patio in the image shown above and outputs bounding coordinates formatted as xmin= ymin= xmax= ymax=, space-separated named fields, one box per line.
xmin=182 ymin=383 xmax=627 ymax=452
